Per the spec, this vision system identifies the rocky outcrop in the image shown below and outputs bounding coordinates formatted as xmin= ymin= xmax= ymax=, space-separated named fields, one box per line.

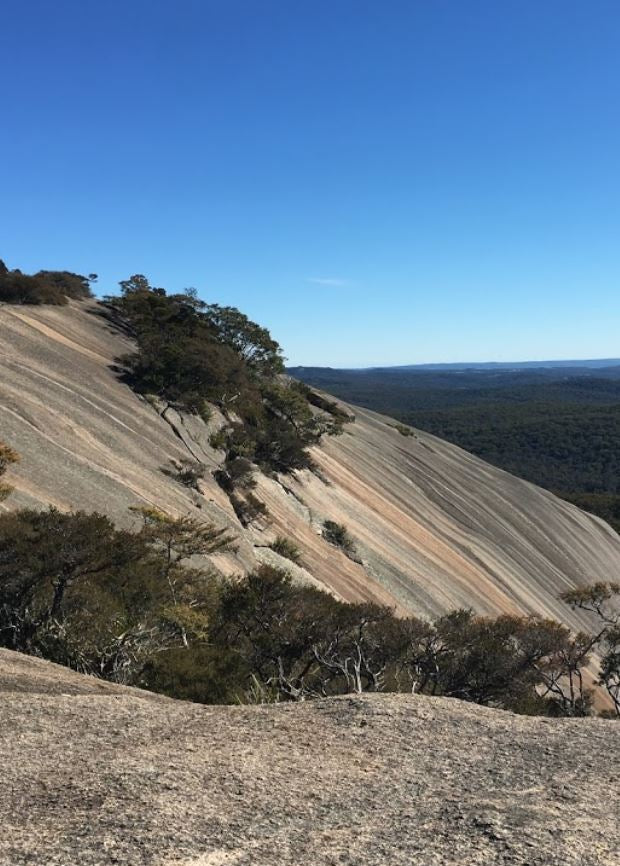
xmin=1 ymin=648 xmax=618 ymax=866
xmin=1 ymin=299 xmax=619 ymax=637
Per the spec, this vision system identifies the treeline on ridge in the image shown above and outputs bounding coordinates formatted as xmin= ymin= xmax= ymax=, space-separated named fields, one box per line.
xmin=0 ymin=259 xmax=95 ymax=305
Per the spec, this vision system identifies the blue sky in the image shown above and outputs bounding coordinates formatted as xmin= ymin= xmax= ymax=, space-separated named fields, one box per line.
xmin=1 ymin=1 xmax=618 ymax=366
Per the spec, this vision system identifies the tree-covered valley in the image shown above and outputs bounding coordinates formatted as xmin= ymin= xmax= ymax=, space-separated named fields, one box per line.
xmin=289 ymin=365 xmax=620 ymax=533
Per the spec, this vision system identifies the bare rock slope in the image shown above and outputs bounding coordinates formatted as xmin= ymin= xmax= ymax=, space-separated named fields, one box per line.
xmin=1 ymin=648 xmax=619 ymax=866
xmin=1 ymin=299 xmax=620 ymax=634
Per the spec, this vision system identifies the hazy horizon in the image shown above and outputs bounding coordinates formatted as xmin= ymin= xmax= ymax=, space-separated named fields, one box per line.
xmin=288 ymin=357 xmax=620 ymax=371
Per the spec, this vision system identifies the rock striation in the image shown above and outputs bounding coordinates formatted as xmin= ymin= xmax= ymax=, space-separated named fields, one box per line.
xmin=1 ymin=299 xmax=619 ymax=637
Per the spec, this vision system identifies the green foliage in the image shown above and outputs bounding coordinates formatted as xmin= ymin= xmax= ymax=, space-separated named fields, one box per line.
xmin=0 ymin=442 xmax=19 ymax=502
xmin=0 ymin=259 xmax=94 ymax=305
xmin=408 ymin=609 xmax=594 ymax=716
xmin=105 ymin=278 xmax=345 ymax=473
xmin=391 ymin=422 xmax=416 ymax=437
xmin=163 ymin=459 xmax=207 ymax=490
xmin=210 ymin=568 xmax=598 ymax=712
xmin=322 ymin=520 xmax=355 ymax=555
xmin=269 ymin=536 xmax=302 ymax=564
xmin=0 ymin=505 xmax=613 ymax=716
xmin=202 ymin=303 xmax=284 ymax=376
xmin=213 ymin=457 xmax=257 ymax=495
xmin=291 ymin=381 xmax=354 ymax=422
xmin=561 ymin=582 xmax=620 ymax=717
xmin=0 ymin=506 xmax=233 ymax=682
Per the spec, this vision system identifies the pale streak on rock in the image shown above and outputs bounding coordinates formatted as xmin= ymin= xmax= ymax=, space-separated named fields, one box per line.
xmin=0 ymin=299 xmax=619 ymax=639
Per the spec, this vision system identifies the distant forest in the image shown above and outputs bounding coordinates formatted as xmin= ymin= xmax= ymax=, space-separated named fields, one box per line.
xmin=289 ymin=366 xmax=620 ymax=534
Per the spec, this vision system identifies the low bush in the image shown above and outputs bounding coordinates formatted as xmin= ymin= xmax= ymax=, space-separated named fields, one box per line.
xmin=163 ymin=460 xmax=206 ymax=490
xmin=0 ymin=259 xmax=95 ymax=305
xmin=0 ymin=442 xmax=19 ymax=501
xmin=269 ymin=536 xmax=302 ymax=564
xmin=391 ymin=422 xmax=416 ymax=437
xmin=291 ymin=381 xmax=354 ymax=422
xmin=322 ymin=520 xmax=355 ymax=554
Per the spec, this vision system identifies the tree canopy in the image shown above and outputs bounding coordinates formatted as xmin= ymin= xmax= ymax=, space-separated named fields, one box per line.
xmin=104 ymin=276 xmax=349 ymax=473
xmin=0 ymin=259 xmax=95 ymax=305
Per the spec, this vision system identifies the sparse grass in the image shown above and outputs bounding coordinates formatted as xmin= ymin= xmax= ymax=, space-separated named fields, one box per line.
xmin=269 ymin=536 xmax=302 ymax=564
xmin=163 ymin=460 xmax=206 ymax=490
xmin=198 ymin=402 xmax=213 ymax=425
xmin=231 ymin=493 xmax=268 ymax=527
xmin=391 ymin=423 xmax=416 ymax=437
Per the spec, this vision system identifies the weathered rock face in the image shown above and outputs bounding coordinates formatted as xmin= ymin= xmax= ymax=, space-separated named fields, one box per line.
xmin=1 ymin=648 xmax=619 ymax=866
xmin=1 ymin=300 xmax=619 ymax=636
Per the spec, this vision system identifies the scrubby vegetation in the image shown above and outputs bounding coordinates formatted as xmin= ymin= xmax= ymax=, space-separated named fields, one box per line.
xmin=163 ymin=459 xmax=207 ymax=490
xmin=103 ymin=276 xmax=347 ymax=475
xmin=322 ymin=520 xmax=356 ymax=555
xmin=291 ymin=381 xmax=354 ymax=422
xmin=0 ymin=259 xmax=95 ymax=305
xmin=268 ymin=536 xmax=303 ymax=564
xmin=0 ymin=501 xmax=234 ymax=682
xmin=0 ymin=443 xmax=19 ymax=502
xmin=390 ymin=422 xmax=416 ymax=437
xmin=3 ymin=446 xmax=615 ymax=718
xmin=1 ymin=502 xmax=617 ymax=715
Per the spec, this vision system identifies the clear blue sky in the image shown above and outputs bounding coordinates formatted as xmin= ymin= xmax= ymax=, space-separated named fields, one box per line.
xmin=1 ymin=1 xmax=618 ymax=366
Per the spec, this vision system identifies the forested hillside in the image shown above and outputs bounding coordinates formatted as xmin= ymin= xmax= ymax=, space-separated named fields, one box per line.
xmin=290 ymin=367 xmax=620 ymax=532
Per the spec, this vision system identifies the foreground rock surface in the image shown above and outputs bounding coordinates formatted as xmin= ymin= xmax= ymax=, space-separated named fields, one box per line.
xmin=1 ymin=649 xmax=619 ymax=866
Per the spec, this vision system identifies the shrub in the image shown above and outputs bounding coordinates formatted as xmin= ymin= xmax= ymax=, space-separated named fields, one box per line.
xmin=291 ymin=381 xmax=354 ymax=422
xmin=164 ymin=460 xmax=206 ymax=489
xmin=561 ymin=582 xmax=620 ymax=717
xmin=197 ymin=402 xmax=213 ymax=425
xmin=0 ymin=506 xmax=233 ymax=681
xmin=0 ymin=442 xmax=19 ymax=501
xmin=213 ymin=468 xmax=235 ymax=494
xmin=231 ymin=492 xmax=268 ymax=526
xmin=322 ymin=520 xmax=355 ymax=554
xmin=0 ymin=260 xmax=95 ymax=305
xmin=0 ymin=501 xmax=611 ymax=715
xmin=391 ymin=423 xmax=416 ymax=437
xmin=213 ymin=457 xmax=256 ymax=496
xmin=225 ymin=457 xmax=256 ymax=489
xmin=269 ymin=536 xmax=302 ymax=564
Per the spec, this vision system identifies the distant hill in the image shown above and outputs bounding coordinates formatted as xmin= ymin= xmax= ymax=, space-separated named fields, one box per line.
xmin=291 ymin=359 xmax=620 ymax=373
xmin=383 ymin=358 xmax=620 ymax=371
